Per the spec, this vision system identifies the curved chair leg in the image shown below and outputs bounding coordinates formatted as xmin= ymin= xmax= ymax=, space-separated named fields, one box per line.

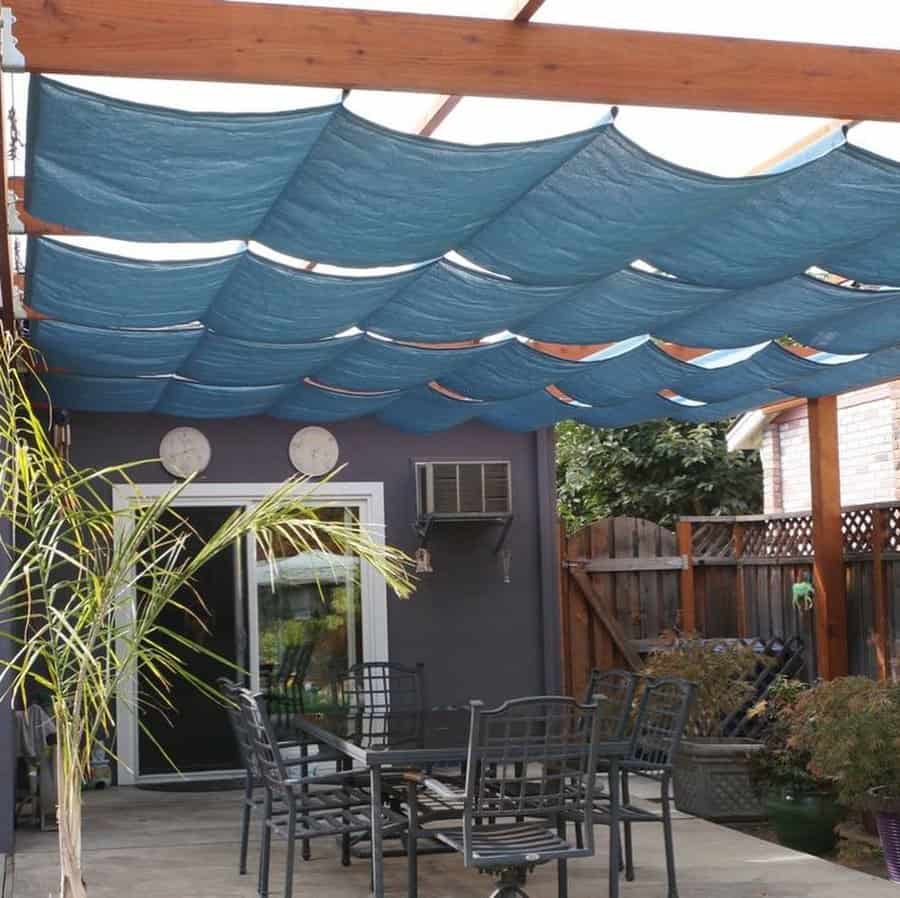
xmin=622 ymin=771 xmax=634 ymax=882
xmin=661 ymin=778 xmax=679 ymax=898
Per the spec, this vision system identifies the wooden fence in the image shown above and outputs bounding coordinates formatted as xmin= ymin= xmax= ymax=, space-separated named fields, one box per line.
xmin=559 ymin=504 xmax=900 ymax=698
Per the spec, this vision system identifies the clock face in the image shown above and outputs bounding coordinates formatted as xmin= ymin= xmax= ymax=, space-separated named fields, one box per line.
xmin=289 ymin=427 xmax=339 ymax=477
xmin=159 ymin=427 xmax=212 ymax=480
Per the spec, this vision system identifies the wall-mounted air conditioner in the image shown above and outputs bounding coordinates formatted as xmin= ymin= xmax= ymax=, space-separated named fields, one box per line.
xmin=415 ymin=460 xmax=512 ymax=518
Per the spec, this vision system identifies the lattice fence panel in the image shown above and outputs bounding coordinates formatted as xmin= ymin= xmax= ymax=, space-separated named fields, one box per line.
xmin=886 ymin=505 xmax=900 ymax=552
xmin=692 ymin=522 xmax=733 ymax=558
xmin=842 ymin=507 xmax=874 ymax=554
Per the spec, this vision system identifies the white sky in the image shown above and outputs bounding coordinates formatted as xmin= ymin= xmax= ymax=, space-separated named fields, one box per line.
xmin=10 ymin=0 xmax=900 ymax=266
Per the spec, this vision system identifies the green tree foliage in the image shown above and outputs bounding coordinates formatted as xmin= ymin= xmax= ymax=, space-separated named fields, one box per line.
xmin=556 ymin=419 xmax=762 ymax=531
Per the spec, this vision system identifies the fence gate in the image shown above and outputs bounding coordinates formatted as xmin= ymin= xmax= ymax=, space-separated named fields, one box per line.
xmin=559 ymin=517 xmax=682 ymax=699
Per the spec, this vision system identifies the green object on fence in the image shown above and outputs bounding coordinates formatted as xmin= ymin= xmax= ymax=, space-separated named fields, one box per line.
xmin=792 ymin=578 xmax=815 ymax=611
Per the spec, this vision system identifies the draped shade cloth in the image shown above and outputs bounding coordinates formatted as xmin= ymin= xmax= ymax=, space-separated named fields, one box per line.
xmin=24 ymin=76 xmax=900 ymax=431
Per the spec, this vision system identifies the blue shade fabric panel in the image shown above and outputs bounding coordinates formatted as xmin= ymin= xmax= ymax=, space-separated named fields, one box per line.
xmin=26 ymin=76 xmax=900 ymax=431
xmin=311 ymin=337 xmax=495 ymax=392
xmin=253 ymin=110 xmax=601 ymax=266
xmin=31 ymin=319 xmax=900 ymax=431
xmin=25 ymin=238 xmax=240 ymax=329
xmin=27 ymin=78 xmax=337 ymax=242
xmin=271 ymin=383 xmax=399 ymax=422
xmin=30 ymin=319 xmax=203 ymax=377
xmin=31 ymin=238 xmax=900 ymax=354
xmin=180 ymin=333 xmax=359 ymax=386
xmin=29 ymin=75 xmax=900 ymax=290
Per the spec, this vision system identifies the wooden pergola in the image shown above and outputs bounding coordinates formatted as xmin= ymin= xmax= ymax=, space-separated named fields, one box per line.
xmin=4 ymin=0 xmax=897 ymax=678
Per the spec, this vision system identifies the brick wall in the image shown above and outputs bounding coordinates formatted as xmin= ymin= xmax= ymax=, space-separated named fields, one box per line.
xmin=762 ymin=382 xmax=897 ymax=513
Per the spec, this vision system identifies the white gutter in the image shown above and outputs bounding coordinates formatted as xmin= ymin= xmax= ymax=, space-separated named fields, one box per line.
xmin=726 ymin=408 xmax=777 ymax=452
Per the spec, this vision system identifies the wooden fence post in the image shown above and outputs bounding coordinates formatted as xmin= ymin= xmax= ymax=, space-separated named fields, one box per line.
xmin=733 ymin=523 xmax=748 ymax=638
xmin=676 ymin=520 xmax=696 ymax=634
xmin=808 ymin=395 xmax=848 ymax=679
xmin=873 ymin=507 xmax=890 ymax=681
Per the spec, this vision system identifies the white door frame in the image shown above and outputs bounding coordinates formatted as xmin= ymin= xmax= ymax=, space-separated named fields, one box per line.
xmin=112 ymin=480 xmax=388 ymax=785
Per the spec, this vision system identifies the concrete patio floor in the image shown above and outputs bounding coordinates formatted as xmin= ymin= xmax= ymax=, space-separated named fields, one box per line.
xmin=11 ymin=784 xmax=899 ymax=898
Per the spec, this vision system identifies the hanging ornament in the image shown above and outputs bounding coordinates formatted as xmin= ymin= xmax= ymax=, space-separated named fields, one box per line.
xmin=500 ymin=548 xmax=512 ymax=584
xmin=414 ymin=547 xmax=433 ymax=574
xmin=52 ymin=408 xmax=71 ymax=460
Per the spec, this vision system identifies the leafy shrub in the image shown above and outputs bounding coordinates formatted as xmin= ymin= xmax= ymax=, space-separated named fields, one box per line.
xmin=783 ymin=677 xmax=900 ymax=808
xmin=642 ymin=640 xmax=762 ymax=737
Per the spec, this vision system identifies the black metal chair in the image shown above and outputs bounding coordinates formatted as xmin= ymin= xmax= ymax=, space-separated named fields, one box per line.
xmin=590 ymin=677 xmax=696 ymax=898
xmin=235 ymin=685 xmax=405 ymax=898
xmin=406 ymin=696 xmax=604 ymax=898
xmin=339 ymin=660 xmax=424 ymax=711
xmin=582 ymin=669 xmax=638 ymax=741
xmin=219 ymin=677 xmax=348 ymax=874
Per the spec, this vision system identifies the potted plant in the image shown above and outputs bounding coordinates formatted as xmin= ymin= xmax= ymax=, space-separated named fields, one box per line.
xmin=784 ymin=676 xmax=900 ymax=880
xmin=0 ymin=334 xmax=415 ymax=898
xmin=643 ymin=639 xmax=767 ymax=821
xmin=749 ymin=677 xmax=841 ymax=854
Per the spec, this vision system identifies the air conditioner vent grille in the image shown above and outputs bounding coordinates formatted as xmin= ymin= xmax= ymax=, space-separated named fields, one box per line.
xmin=416 ymin=460 xmax=511 ymax=517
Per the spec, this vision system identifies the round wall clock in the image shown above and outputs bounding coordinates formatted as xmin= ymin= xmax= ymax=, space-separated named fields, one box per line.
xmin=289 ymin=426 xmax=339 ymax=477
xmin=159 ymin=427 xmax=212 ymax=479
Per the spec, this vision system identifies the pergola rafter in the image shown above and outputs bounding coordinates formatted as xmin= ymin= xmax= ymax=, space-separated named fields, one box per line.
xmin=4 ymin=0 xmax=900 ymax=120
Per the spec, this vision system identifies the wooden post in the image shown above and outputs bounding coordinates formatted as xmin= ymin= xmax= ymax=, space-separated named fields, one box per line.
xmin=808 ymin=396 xmax=848 ymax=679
xmin=558 ymin=519 xmax=572 ymax=697
xmin=873 ymin=507 xmax=890 ymax=681
xmin=676 ymin=520 xmax=696 ymax=634
xmin=733 ymin=523 xmax=748 ymax=638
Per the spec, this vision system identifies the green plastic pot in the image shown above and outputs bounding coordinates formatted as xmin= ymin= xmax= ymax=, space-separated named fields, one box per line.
xmin=765 ymin=788 xmax=842 ymax=855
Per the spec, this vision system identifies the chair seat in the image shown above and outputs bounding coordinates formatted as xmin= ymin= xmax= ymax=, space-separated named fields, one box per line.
xmin=434 ymin=822 xmax=583 ymax=866
xmin=269 ymin=803 xmax=406 ymax=840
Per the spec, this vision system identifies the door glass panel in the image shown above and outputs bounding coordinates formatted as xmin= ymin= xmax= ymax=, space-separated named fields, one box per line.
xmin=137 ymin=505 xmax=243 ymax=777
xmin=256 ymin=506 xmax=362 ymax=718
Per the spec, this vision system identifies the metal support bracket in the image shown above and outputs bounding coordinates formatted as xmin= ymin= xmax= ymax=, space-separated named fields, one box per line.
xmin=1 ymin=9 xmax=24 ymax=71
xmin=412 ymin=513 xmax=514 ymax=553
xmin=492 ymin=515 xmax=514 ymax=554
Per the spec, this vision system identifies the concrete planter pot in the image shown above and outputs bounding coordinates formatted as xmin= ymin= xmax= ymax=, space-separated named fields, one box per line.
xmin=673 ymin=737 xmax=766 ymax=821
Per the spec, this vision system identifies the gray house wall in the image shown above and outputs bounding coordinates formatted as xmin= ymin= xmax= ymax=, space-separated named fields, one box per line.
xmin=66 ymin=413 xmax=559 ymax=708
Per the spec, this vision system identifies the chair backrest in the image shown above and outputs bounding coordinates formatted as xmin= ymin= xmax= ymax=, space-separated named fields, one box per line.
xmin=462 ymin=696 xmax=601 ymax=864
xmin=628 ymin=677 xmax=695 ymax=771
xmin=218 ymin=677 xmax=257 ymax=777
xmin=235 ymin=687 xmax=294 ymax=803
xmin=339 ymin=661 xmax=424 ymax=712
xmin=582 ymin=668 xmax=638 ymax=740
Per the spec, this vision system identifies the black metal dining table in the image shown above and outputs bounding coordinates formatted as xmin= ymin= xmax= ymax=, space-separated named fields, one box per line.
xmin=291 ymin=707 xmax=629 ymax=898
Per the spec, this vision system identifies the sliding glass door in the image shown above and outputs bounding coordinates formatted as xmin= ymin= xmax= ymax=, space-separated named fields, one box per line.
xmin=114 ymin=482 xmax=387 ymax=784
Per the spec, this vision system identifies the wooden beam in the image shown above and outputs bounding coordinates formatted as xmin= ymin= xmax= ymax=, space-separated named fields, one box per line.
xmin=873 ymin=506 xmax=890 ymax=681
xmin=747 ymin=119 xmax=855 ymax=175
xmin=581 ymin=555 xmax=686 ymax=573
xmin=808 ymin=395 xmax=848 ymax=679
xmin=732 ymin=523 xmax=748 ymax=638
xmin=676 ymin=520 xmax=697 ymax=633
xmin=8 ymin=1 xmax=900 ymax=120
